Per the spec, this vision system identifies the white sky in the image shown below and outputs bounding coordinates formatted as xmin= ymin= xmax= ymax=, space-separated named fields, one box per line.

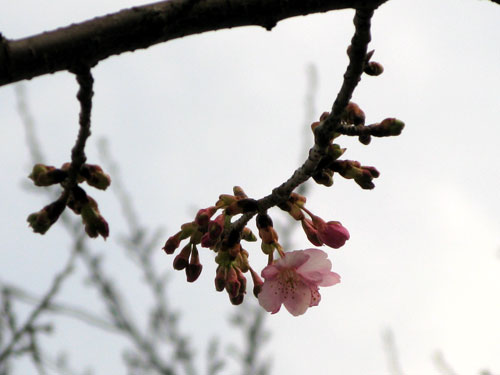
xmin=1 ymin=0 xmax=499 ymax=374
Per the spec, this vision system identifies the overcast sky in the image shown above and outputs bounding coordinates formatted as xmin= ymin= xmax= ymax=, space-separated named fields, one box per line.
xmin=1 ymin=0 xmax=500 ymax=374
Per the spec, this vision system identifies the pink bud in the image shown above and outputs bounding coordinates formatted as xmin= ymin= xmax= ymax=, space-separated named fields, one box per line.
xmin=301 ymin=218 xmax=323 ymax=247
xmin=163 ymin=233 xmax=181 ymax=254
xmin=214 ymin=265 xmax=227 ymax=291
xmin=173 ymin=244 xmax=191 ymax=270
xmin=225 ymin=267 xmax=240 ymax=298
xmin=186 ymin=247 xmax=202 ymax=282
xmin=311 ymin=215 xmax=350 ymax=249
xmin=195 ymin=206 xmax=217 ymax=228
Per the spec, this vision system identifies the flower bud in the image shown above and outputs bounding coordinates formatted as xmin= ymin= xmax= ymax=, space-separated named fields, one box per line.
xmin=380 ymin=118 xmax=405 ymax=136
xmin=249 ymin=267 xmax=264 ymax=297
xmin=214 ymin=265 xmax=227 ymax=291
xmin=195 ymin=206 xmax=217 ymax=228
xmin=216 ymin=194 xmax=236 ymax=208
xmin=163 ymin=233 xmax=181 ymax=254
xmin=81 ymin=197 xmax=109 ymax=239
xmin=326 ymin=144 xmax=346 ymax=160
xmin=364 ymin=61 xmax=384 ymax=76
xmin=310 ymin=214 xmax=350 ymax=249
xmin=233 ymin=186 xmax=247 ymax=199
xmin=173 ymin=244 xmax=191 ymax=270
xmin=225 ymin=267 xmax=240 ymax=298
xmin=27 ymin=196 xmax=67 ymax=234
xmin=229 ymin=294 xmax=244 ymax=305
xmin=301 ymin=218 xmax=323 ymax=247
xmin=344 ymin=102 xmax=365 ymax=126
xmin=186 ymin=247 xmax=202 ymax=282
xmin=29 ymin=164 xmax=67 ymax=186
xmin=312 ymin=169 xmax=334 ymax=187
xmin=80 ymin=164 xmax=111 ymax=190
xmin=358 ymin=134 xmax=371 ymax=145
xmin=241 ymin=227 xmax=257 ymax=242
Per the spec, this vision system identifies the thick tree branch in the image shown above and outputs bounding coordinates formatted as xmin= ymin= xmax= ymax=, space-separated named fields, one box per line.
xmin=0 ymin=0 xmax=387 ymax=86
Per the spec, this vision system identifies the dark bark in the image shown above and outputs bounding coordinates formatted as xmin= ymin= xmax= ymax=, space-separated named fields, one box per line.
xmin=0 ymin=0 xmax=388 ymax=87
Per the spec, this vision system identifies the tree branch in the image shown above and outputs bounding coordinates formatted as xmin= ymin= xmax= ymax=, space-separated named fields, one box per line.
xmin=0 ymin=0 xmax=388 ymax=86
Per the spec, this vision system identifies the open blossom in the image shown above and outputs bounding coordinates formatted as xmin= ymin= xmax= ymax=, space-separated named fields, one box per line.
xmin=258 ymin=249 xmax=340 ymax=316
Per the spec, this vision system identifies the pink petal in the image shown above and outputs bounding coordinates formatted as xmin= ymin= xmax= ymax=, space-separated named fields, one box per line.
xmin=319 ymin=271 xmax=341 ymax=287
xmin=282 ymin=281 xmax=312 ymax=316
xmin=277 ymin=250 xmax=310 ymax=269
xmin=261 ymin=264 xmax=279 ymax=280
xmin=309 ymin=288 xmax=321 ymax=307
xmin=258 ymin=279 xmax=283 ymax=314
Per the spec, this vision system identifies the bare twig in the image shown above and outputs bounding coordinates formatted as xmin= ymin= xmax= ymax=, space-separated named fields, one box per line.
xmin=381 ymin=328 xmax=404 ymax=375
xmin=0 ymin=282 xmax=118 ymax=334
xmin=0 ymin=250 xmax=77 ymax=364
xmin=433 ymin=351 xmax=459 ymax=375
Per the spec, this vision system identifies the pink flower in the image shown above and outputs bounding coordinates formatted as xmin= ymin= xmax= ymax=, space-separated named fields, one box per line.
xmin=311 ymin=215 xmax=350 ymax=249
xmin=258 ymin=249 xmax=340 ymax=316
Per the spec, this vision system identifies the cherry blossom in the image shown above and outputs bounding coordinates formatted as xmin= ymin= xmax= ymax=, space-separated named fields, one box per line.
xmin=258 ymin=249 xmax=340 ymax=316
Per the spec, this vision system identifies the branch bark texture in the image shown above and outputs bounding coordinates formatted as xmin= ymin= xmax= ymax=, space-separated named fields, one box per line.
xmin=0 ymin=0 xmax=387 ymax=86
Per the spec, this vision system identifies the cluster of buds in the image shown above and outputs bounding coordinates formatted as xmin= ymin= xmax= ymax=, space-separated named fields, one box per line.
xmin=27 ymin=163 xmax=110 ymax=238
xmin=309 ymin=97 xmax=403 ymax=188
xmin=163 ymin=187 xmax=350 ymax=314
xmin=163 ymin=186 xmax=262 ymax=305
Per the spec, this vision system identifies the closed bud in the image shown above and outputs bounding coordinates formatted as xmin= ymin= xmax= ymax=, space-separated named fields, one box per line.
xmin=29 ymin=164 xmax=67 ymax=186
xmin=27 ymin=196 xmax=66 ymax=234
xmin=364 ymin=61 xmax=384 ymax=76
xmin=301 ymin=218 xmax=323 ymax=247
xmin=200 ymin=232 xmax=216 ymax=248
xmin=312 ymin=168 xmax=334 ymax=187
xmin=380 ymin=118 xmax=405 ymax=136
xmin=249 ymin=268 xmax=264 ymax=297
xmin=256 ymin=213 xmax=273 ymax=229
xmin=195 ymin=206 xmax=217 ymax=228
xmin=216 ymin=194 xmax=236 ymax=208
xmin=258 ymin=227 xmax=278 ymax=245
xmin=80 ymin=164 xmax=111 ymax=190
xmin=236 ymin=268 xmax=247 ymax=296
xmin=186 ymin=247 xmax=203 ymax=282
xmin=241 ymin=227 xmax=257 ymax=242
xmin=225 ymin=267 xmax=240 ymax=298
xmin=229 ymin=294 xmax=244 ymax=305
xmin=327 ymin=144 xmax=346 ymax=160
xmin=358 ymin=134 xmax=372 ymax=145
xmin=163 ymin=233 xmax=181 ymax=254
xmin=344 ymin=102 xmax=365 ymax=126
xmin=233 ymin=186 xmax=247 ymax=199
xmin=81 ymin=197 xmax=109 ymax=239
xmin=173 ymin=244 xmax=191 ymax=270
xmin=214 ymin=265 xmax=227 ymax=291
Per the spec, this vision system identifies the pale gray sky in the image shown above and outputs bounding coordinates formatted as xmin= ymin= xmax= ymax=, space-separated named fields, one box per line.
xmin=1 ymin=0 xmax=499 ymax=374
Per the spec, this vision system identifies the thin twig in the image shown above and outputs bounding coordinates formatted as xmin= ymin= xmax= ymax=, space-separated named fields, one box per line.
xmin=0 ymin=282 xmax=118 ymax=334
xmin=381 ymin=328 xmax=404 ymax=375
xmin=0 ymin=250 xmax=77 ymax=363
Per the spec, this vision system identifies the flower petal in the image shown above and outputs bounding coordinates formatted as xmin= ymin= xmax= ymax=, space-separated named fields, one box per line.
xmin=258 ymin=279 xmax=282 ymax=314
xmin=282 ymin=281 xmax=312 ymax=316
xmin=319 ymin=271 xmax=341 ymax=287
